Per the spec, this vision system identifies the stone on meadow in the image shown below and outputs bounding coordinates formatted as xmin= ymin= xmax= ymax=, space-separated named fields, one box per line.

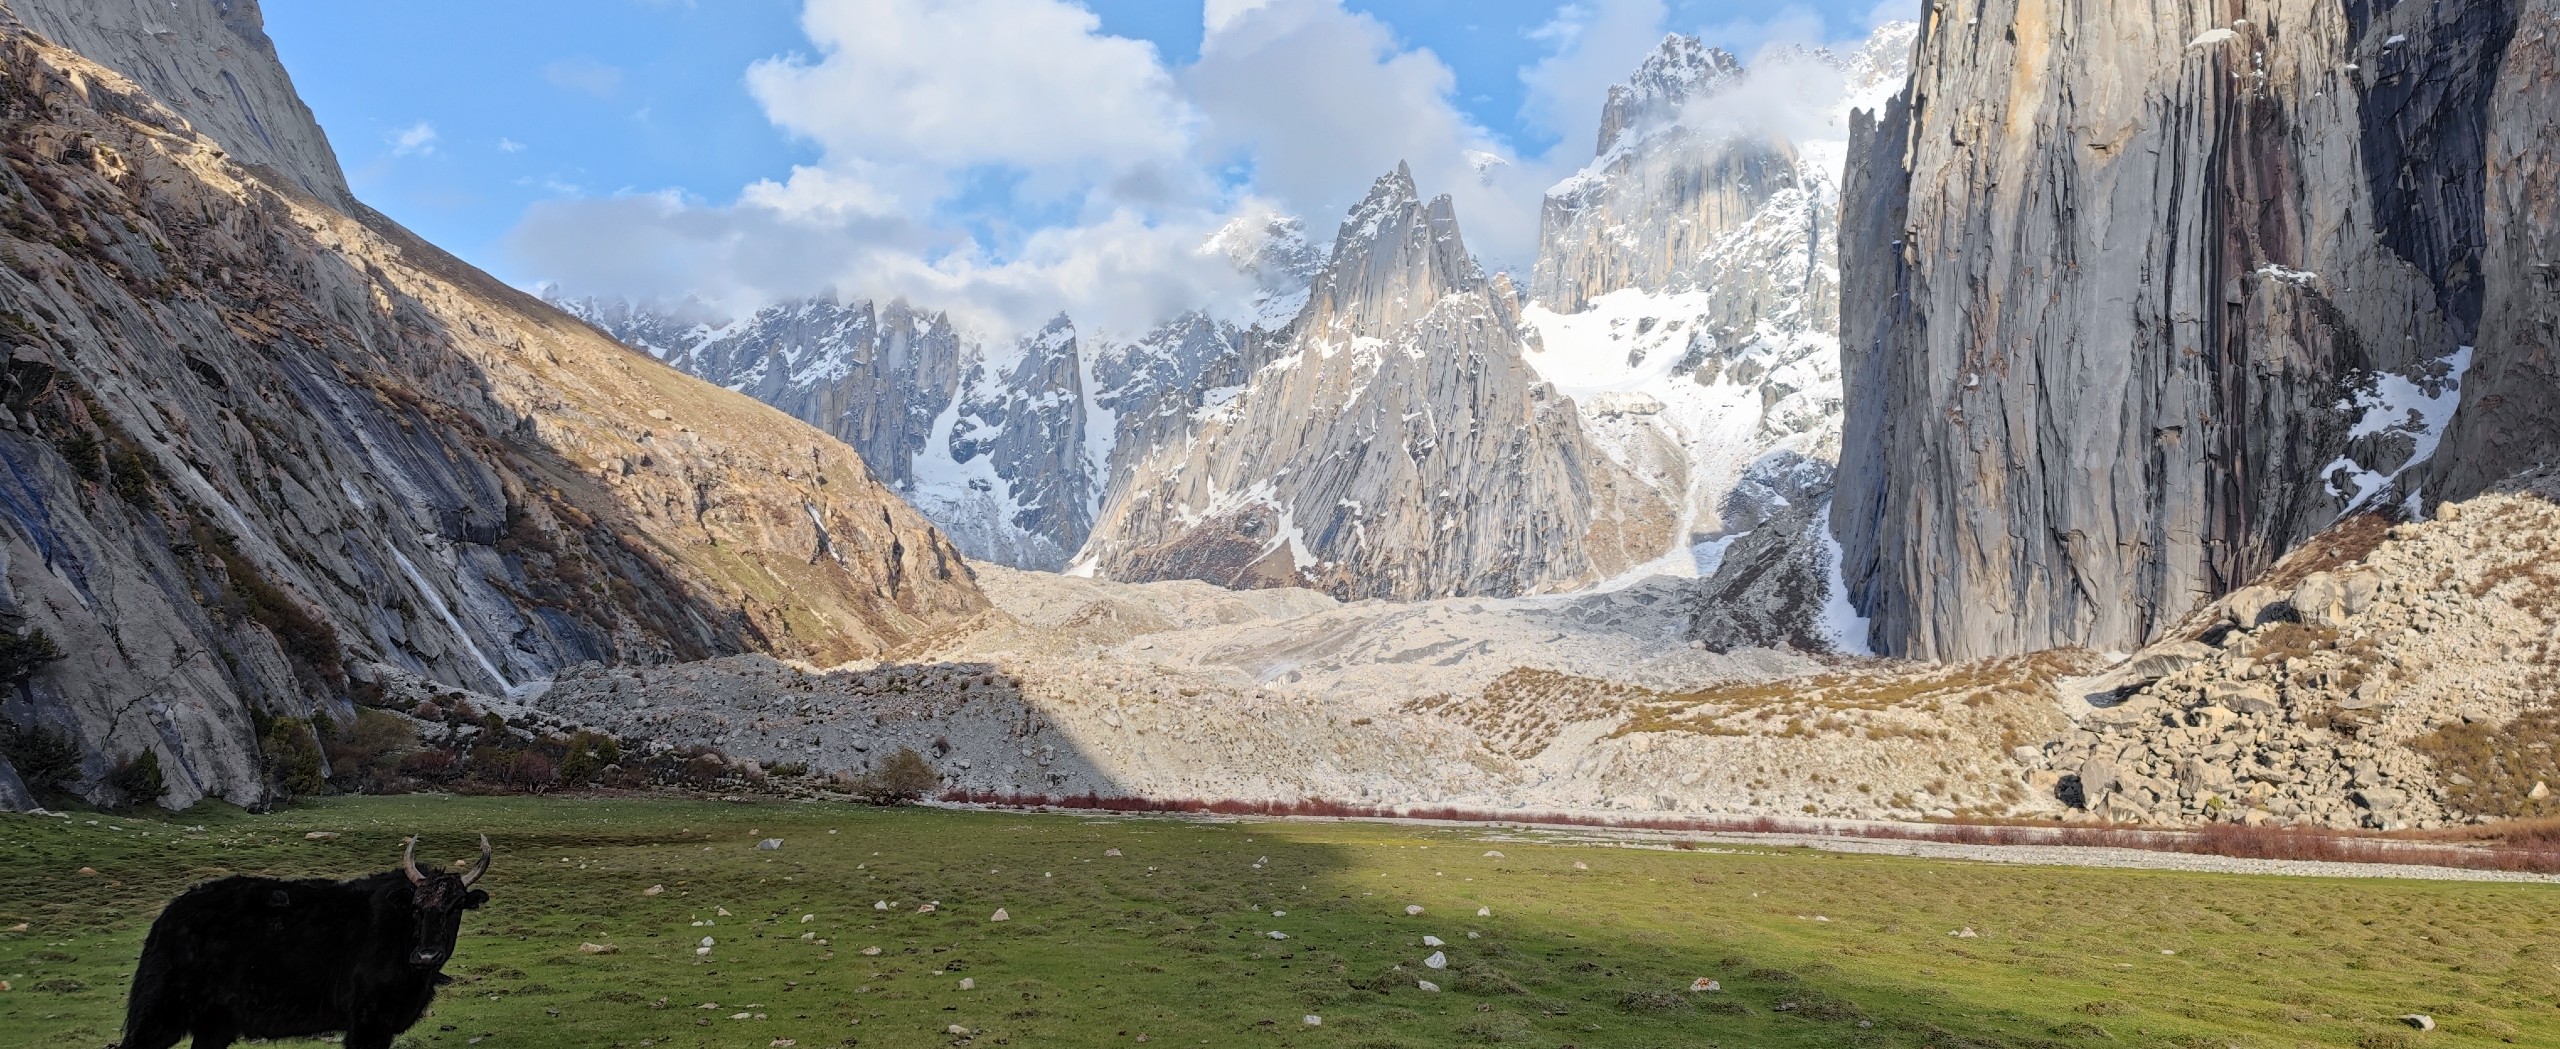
xmin=2401 ymin=1015 xmax=2435 ymax=1031
xmin=1477 ymin=907 xmax=1491 ymax=917
xmin=304 ymin=831 xmax=338 ymax=840
xmin=1417 ymin=980 xmax=1440 ymax=992
xmin=1268 ymin=930 xmax=1288 ymax=940
xmin=1424 ymin=951 xmax=1447 ymax=969
xmin=1483 ymin=851 xmax=1503 ymax=858
xmin=875 ymin=901 xmax=889 ymax=910
xmin=644 ymin=885 xmax=665 ymax=896
xmin=1572 ymin=861 xmax=1588 ymax=870
xmin=578 ymin=943 xmax=617 ymax=954
xmin=959 ymin=977 xmax=975 ymax=990
xmin=1302 ymin=1015 xmax=1321 ymax=1026
xmin=1405 ymin=904 xmax=1423 ymax=916
xmin=1422 ymin=935 xmax=1443 ymax=947
xmin=1691 ymin=978 xmax=1720 ymax=992
xmin=1105 ymin=848 xmax=1123 ymax=857
xmin=861 ymin=946 xmax=882 ymax=956
xmin=757 ymin=838 xmax=783 ymax=850
xmin=990 ymin=908 xmax=1009 ymax=922
xmin=800 ymin=913 xmax=815 ymax=923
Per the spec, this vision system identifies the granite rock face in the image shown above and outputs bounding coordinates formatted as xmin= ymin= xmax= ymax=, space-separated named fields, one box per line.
xmin=2429 ymin=0 xmax=2560 ymax=500
xmin=1836 ymin=0 xmax=2535 ymax=661
xmin=1081 ymin=165 xmax=1663 ymax=600
xmin=9 ymin=0 xmax=351 ymax=210
xmin=0 ymin=8 xmax=981 ymax=810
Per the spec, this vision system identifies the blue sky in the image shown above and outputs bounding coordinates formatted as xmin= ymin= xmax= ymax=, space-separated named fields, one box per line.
xmin=266 ymin=0 xmax=1910 ymax=332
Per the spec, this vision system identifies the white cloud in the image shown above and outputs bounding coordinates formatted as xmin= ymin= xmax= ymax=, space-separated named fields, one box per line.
xmin=1519 ymin=0 xmax=1670 ymax=158
xmin=510 ymin=0 xmax=1906 ymax=338
xmin=744 ymin=0 xmax=1200 ymax=208
xmin=1184 ymin=0 xmax=1557 ymax=271
xmin=497 ymin=137 xmax=526 ymax=153
xmin=545 ymin=57 xmax=626 ymax=97
xmin=389 ymin=121 xmax=438 ymax=157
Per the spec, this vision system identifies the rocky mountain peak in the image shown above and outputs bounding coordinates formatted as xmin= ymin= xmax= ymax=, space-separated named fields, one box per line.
xmin=1596 ymin=34 xmax=1745 ymax=155
xmin=1308 ymin=164 xmax=1486 ymax=335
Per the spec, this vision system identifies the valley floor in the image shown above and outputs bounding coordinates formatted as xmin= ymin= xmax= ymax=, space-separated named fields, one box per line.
xmin=4 ymin=797 xmax=2556 ymax=1048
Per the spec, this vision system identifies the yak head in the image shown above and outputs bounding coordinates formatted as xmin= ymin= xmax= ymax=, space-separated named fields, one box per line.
xmin=398 ymin=834 xmax=492 ymax=969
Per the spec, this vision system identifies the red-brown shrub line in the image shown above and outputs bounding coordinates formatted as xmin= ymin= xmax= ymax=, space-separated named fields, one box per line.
xmin=935 ymin=790 xmax=2560 ymax=875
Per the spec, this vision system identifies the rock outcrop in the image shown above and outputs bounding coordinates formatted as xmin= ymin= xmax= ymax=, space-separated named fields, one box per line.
xmin=0 ymin=5 xmax=980 ymax=810
xmin=1836 ymin=1 xmax=2537 ymax=660
xmin=1080 ymin=165 xmax=1665 ymax=600
xmin=2037 ymin=468 xmax=2560 ymax=829
xmin=8 ymin=0 xmax=351 ymax=210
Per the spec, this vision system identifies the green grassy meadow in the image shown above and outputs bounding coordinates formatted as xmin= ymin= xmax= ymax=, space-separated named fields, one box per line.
xmin=2 ymin=796 xmax=2556 ymax=1048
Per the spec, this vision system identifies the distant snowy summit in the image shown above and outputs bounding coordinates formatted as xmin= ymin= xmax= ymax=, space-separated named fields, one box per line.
xmin=552 ymin=215 xmax=1323 ymax=571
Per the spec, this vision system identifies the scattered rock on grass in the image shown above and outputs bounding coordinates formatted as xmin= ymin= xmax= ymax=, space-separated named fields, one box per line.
xmin=304 ymin=831 xmax=338 ymax=840
xmin=861 ymin=946 xmax=882 ymax=956
xmin=643 ymin=885 xmax=664 ymax=897
xmin=756 ymin=839 xmax=783 ymax=850
xmin=1302 ymin=1015 xmax=1321 ymax=1026
xmin=1691 ymin=978 xmax=1720 ymax=992
xmin=1424 ymin=951 xmax=1447 ymax=969
xmin=2401 ymin=1015 xmax=2435 ymax=1032
xmin=577 ymin=943 xmax=617 ymax=955
xmin=990 ymin=908 xmax=1009 ymax=922
xmin=1418 ymin=980 xmax=1440 ymax=992
xmin=1105 ymin=848 xmax=1123 ymax=857
xmin=1405 ymin=905 xmax=1424 ymax=916
xmin=1477 ymin=907 xmax=1491 ymax=917
xmin=959 ymin=977 xmax=975 ymax=990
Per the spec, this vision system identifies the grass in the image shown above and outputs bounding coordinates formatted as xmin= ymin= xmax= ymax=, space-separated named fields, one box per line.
xmin=3 ymin=797 xmax=2558 ymax=1048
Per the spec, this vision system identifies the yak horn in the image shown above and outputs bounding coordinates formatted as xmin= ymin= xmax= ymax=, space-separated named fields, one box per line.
xmin=459 ymin=833 xmax=492 ymax=887
xmin=402 ymin=836 xmax=427 ymax=885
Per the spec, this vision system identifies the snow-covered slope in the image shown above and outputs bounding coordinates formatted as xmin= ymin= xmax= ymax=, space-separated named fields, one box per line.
xmin=1523 ymin=23 xmax=1917 ymax=583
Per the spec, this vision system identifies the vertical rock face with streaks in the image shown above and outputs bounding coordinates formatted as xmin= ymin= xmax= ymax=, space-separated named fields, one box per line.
xmin=1080 ymin=165 xmax=1664 ymax=599
xmin=0 ymin=1 xmax=982 ymax=810
xmin=2429 ymin=0 xmax=2560 ymax=499
xmin=1836 ymin=0 xmax=2529 ymax=661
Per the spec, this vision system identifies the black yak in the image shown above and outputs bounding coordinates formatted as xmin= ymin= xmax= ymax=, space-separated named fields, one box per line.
xmin=118 ymin=834 xmax=493 ymax=1049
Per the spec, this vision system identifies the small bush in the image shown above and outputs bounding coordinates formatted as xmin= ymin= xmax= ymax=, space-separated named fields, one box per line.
xmin=557 ymin=731 xmax=621 ymax=785
xmin=0 ymin=627 xmax=64 ymax=685
xmin=1 ymin=718 xmax=80 ymax=797
xmin=106 ymin=749 xmax=163 ymax=809
xmin=257 ymin=714 xmax=327 ymax=798
xmin=854 ymin=746 xmax=939 ymax=805
xmin=326 ymin=709 xmax=420 ymax=792
xmin=399 ymin=748 xmax=462 ymax=783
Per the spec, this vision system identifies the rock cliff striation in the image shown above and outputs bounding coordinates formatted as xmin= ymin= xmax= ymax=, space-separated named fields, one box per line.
xmin=1835 ymin=0 xmax=2543 ymax=660
xmin=0 ymin=2 xmax=981 ymax=810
